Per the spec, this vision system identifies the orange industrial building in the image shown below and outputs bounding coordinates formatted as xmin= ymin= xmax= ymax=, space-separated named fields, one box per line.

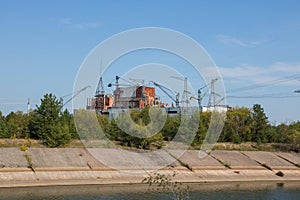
xmin=87 ymin=85 xmax=159 ymax=113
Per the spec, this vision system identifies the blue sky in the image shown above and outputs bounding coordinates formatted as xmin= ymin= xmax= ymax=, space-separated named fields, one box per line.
xmin=0 ymin=0 xmax=300 ymax=123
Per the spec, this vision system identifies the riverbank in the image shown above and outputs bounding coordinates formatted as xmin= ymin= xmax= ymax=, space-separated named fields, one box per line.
xmin=0 ymin=147 xmax=299 ymax=187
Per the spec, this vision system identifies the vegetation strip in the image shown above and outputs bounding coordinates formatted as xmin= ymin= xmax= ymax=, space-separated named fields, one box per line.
xmin=0 ymin=93 xmax=299 ymax=152
xmin=276 ymin=154 xmax=300 ymax=168
xmin=209 ymin=154 xmax=232 ymax=169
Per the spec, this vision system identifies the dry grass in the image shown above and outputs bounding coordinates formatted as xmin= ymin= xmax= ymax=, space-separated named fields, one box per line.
xmin=212 ymin=142 xmax=293 ymax=152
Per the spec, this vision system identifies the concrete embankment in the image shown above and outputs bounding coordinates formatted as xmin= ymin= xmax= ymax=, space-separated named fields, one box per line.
xmin=0 ymin=148 xmax=299 ymax=187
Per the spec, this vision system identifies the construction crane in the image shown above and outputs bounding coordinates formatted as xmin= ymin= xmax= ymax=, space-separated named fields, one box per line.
xmin=151 ymin=81 xmax=180 ymax=108
xmin=171 ymin=76 xmax=191 ymax=107
xmin=190 ymin=78 xmax=224 ymax=111
xmin=60 ymin=86 xmax=91 ymax=109
xmin=107 ymin=76 xmax=133 ymax=88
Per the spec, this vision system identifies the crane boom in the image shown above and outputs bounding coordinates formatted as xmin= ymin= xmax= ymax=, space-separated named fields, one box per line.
xmin=151 ymin=81 xmax=179 ymax=107
xmin=62 ymin=86 xmax=91 ymax=107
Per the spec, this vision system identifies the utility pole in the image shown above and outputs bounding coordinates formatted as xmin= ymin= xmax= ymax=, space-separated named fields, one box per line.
xmin=197 ymin=89 xmax=202 ymax=111
xmin=27 ymin=98 xmax=30 ymax=115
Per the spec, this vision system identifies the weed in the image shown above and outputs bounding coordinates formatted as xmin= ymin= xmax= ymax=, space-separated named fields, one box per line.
xmin=223 ymin=161 xmax=231 ymax=169
xmin=261 ymin=163 xmax=272 ymax=170
xmin=142 ymin=171 xmax=190 ymax=200
xmin=24 ymin=153 xmax=35 ymax=172
xmin=19 ymin=144 xmax=28 ymax=151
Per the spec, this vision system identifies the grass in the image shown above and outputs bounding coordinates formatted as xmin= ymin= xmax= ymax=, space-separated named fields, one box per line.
xmin=0 ymin=139 xmax=44 ymax=148
xmin=223 ymin=161 xmax=231 ymax=169
xmin=0 ymin=139 xmax=297 ymax=153
xmin=212 ymin=142 xmax=294 ymax=152
xmin=261 ymin=163 xmax=272 ymax=170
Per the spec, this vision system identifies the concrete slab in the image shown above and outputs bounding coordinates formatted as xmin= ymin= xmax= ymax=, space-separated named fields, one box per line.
xmin=210 ymin=150 xmax=263 ymax=169
xmin=275 ymin=152 xmax=300 ymax=166
xmin=27 ymin=148 xmax=92 ymax=170
xmin=88 ymin=148 xmax=182 ymax=170
xmin=0 ymin=148 xmax=28 ymax=169
xmin=194 ymin=169 xmax=279 ymax=182
xmin=169 ymin=150 xmax=225 ymax=170
xmin=242 ymin=151 xmax=297 ymax=170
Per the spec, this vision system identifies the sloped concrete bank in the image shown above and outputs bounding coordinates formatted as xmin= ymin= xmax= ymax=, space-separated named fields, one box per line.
xmin=0 ymin=148 xmax=299 ymax=187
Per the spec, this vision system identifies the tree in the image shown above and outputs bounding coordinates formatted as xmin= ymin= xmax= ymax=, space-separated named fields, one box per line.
xmin=109 ymin=108 xmax=165 ymax=149
xmin=29 ymin=93 xmax=71 ymax=147
xmin=6 ymin=111 xmax=29 ymax=138
xmin=61 ymin=109 xmax=78 ymax=139
xmin=251 ymin=104 xmax=269 ymax=144
xmin=161 ymin=116 xmax=180 ymax=141
xmin=0 ymin=111 xmax=9 ymax=138
xmin=221 ymin=107 xmax=252 ymax=143
xmin=288 ymin=121 xmax=300 ymax=151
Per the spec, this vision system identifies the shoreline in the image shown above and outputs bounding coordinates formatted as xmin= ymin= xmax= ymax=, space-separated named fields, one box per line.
xmin=1 ymin=148 xmax=299 ymax=188
xmin=1 ymin=168 xmax=300 ymax=188
xmin=1 ymin=178 xmax=300 ymax=188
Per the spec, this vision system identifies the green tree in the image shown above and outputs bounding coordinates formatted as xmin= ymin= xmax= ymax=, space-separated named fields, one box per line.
xmin=108 ymin=118 xmax=123 ymax=141
xmin=110 ymin=108 xmax=165 ymax=149
xmin=0 ymin=111 xmax=9 ymax=138
xmin=161 ymin=116 xmax=180 ymax=141
xmin=29 ymin=93 xmax=71 ymax=147
xmin=251 ymin=104 xmax=269 ymax=144
xmin=266 ymin=125 xmax=279 ymax=143
xmin=61 ymin=109 xmax=78 ymax=139
xmin=288 ymin=121 xmax=300 ymax=151
xmin=192 ymin=111 xmax=210 ymax=146
xmin=6 ymin=111 xmax=30 ymax=138
xmin=221 ymin=107 xmax=252 ymax=143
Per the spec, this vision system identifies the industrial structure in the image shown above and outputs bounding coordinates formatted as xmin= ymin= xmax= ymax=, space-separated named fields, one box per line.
xmin=86 ymin=73 xmax=228 ymax=117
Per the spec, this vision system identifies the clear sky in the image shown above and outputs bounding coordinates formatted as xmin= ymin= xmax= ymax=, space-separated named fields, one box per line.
xmin=0 ymin=0 xmax=300 ymax=123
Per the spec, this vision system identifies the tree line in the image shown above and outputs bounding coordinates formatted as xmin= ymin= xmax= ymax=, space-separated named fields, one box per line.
xmin=0 ymin=93 xmax=299 ymax=151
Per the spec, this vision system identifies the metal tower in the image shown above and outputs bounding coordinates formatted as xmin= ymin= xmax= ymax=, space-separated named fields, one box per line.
xmin=95 ymin=76 xmax=105 ymax=97
xmin=208 ymin=78 xmax=219 ymax=107
xmin=171 ymin=76 xmax=190 ymax=108
xmin=95 ymin=59 xmax=105 ymax=97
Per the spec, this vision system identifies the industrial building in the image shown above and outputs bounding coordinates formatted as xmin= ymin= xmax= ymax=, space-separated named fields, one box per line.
xmin=86 ymin=75 xmax=228 ymax=117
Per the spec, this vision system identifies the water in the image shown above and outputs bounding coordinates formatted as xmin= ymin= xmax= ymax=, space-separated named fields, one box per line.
xmin=1 ymin=182 xmax=299 ymax=200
